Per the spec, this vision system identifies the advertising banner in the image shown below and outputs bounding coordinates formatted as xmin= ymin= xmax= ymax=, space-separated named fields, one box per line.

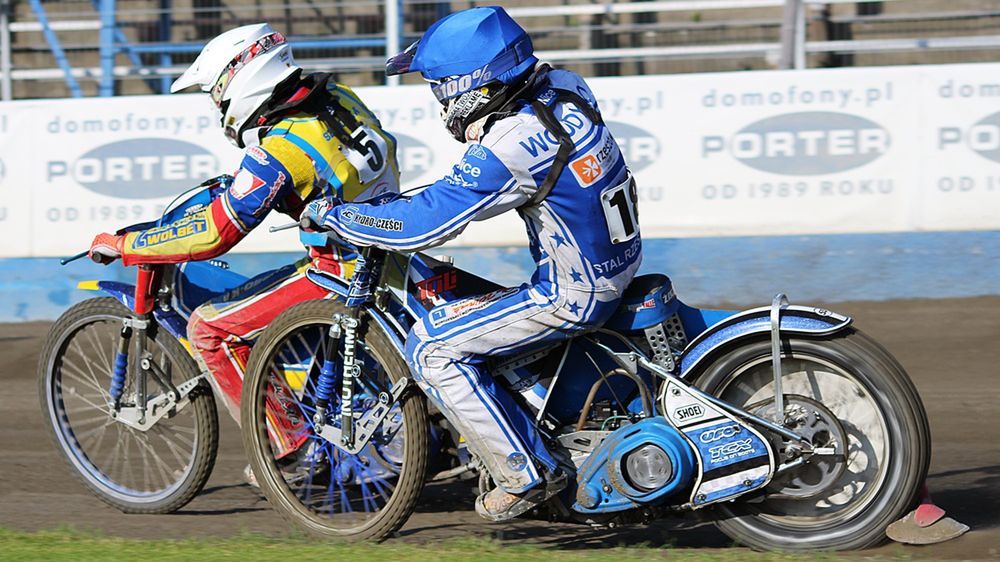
xmin=0 ymin=62 xmax=998 ymax=258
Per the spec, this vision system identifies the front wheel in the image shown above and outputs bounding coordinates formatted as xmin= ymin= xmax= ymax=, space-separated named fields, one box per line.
xmin=241 ymin=299 xmax=428 ymax=541
xmin=38 ymin=297 xmax=219 ymax=513
xmin=693 ymin=329 xmax=931 ymax=550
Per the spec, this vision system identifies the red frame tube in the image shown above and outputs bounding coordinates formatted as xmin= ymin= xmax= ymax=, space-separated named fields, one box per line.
xmin=133 ymin=265 xmax=160 ymax=315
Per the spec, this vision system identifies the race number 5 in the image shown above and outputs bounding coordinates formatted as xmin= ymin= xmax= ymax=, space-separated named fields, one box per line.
xmin=348 ymin=126 xmax=388 ymax=184
xmin=601 ymin=175 xmax=639 ymax=244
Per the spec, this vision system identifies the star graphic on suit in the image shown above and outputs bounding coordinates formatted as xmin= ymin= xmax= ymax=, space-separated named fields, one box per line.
xmin=567 ymin=301 xmax=581 ymax=315
xmin=570 ymin=268 xmax=584 ymax=283
xmin=552 ymin=233 xmax=567 ymax=247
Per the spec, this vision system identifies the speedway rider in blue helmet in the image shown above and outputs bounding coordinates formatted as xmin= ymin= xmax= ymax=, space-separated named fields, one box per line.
xmin=303 ymin=6 xmax=642 ymax=521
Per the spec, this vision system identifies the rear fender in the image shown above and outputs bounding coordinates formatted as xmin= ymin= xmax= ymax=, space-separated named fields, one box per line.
xmin=678 ymin=305 xmax=852 ymax=380
xmin=77 ymin=280 xmax=192 ymax=354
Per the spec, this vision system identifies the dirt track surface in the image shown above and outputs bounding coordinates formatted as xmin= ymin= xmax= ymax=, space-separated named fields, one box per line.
xmin=1 ymin=298 xmax=998 ymax=559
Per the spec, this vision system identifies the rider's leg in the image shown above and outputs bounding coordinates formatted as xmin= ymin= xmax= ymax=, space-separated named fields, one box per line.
xmin=187 ymin=257 xmax=328 ymax=429
xmin=406 ymin=284 xmax=619 ymax=496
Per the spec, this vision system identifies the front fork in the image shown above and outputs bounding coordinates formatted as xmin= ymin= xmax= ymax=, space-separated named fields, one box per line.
xmin=313 ymin=312 xmax=361 ymax=446
xmin=107 ymin=314 xmax=186 ymax=428
xmin=311 ymin=247 xmax=408 ymax=454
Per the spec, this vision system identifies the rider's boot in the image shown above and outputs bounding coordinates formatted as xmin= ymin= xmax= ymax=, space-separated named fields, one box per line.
xmin=475 ymin=468 xmax=567 ymax=522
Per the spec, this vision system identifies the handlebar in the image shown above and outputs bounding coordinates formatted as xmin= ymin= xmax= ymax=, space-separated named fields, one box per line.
xmin=267 ymin=216 xmax=324 ymax=233
xmin=60 ymin=251 xmax=90 ymax=266
xmin=268 ymin=222 xmax=300 ymax=233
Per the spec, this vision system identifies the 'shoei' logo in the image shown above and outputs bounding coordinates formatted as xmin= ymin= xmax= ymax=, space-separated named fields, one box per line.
xmin=703 ymin=111 xmax=890 ymax=175
xmin=46 ymin=138 xmax=219 ymax=199
xmin=938 ymin=111 xmax=1000 ymax=164
xmin=673 ymin=404 xmax=704 ymax=422
xmin=394 ymin=132 xmax=434 ymax=185
xmin=605 ymin=121 xmax=660 ymax=172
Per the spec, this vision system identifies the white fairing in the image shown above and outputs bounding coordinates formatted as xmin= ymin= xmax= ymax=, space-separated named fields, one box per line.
xmin=170 ymin=23 xmax=299 ymax=147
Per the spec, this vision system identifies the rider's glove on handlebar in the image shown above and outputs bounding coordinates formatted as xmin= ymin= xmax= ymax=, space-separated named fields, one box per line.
xmin=88 ymin=232 xmax=124 ymax=265
xmin=300 ymin=197 xmax=343 ymax=230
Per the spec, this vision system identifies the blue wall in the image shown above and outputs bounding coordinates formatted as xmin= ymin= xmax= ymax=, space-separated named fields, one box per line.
xmin=2 ymin=231 xmax=998 ymax=322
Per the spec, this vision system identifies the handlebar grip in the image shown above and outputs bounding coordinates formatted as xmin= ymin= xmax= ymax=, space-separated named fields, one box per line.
xmin=300 ymin=215 xmax=321 ymax=231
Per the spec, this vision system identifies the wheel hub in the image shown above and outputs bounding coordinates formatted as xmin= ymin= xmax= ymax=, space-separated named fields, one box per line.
xmin=751 ymin=394 xmax=848 ymax=499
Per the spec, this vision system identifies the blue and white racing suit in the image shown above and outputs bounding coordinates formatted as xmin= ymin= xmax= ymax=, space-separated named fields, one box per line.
xmin=319 ymin=69 xmax=642 ymax=493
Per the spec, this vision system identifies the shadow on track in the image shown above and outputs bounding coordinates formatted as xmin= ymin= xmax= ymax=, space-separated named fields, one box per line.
xmin=930 ymin=465 xmax=1000 ymax=530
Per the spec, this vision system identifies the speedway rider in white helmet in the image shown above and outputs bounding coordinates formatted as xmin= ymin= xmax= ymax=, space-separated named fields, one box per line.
xmin=302 ymin=6 xmax=642 ymax=520
xmin=88 ymin=24 xmax=400 ymax=458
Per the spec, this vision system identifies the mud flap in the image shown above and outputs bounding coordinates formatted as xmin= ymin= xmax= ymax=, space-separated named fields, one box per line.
xmin=661 ymin=380 xmax=775 ymax=507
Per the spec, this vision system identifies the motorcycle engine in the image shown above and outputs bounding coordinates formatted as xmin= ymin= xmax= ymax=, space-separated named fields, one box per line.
xmin=570 ymin=417 xmax=696 ymax=514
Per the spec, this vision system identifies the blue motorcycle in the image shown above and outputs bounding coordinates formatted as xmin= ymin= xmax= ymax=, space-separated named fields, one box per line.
xmin=38 ymin=177 xmax=262 ymax=513
xmin=240 ymin=220 xmax=931 ymax=549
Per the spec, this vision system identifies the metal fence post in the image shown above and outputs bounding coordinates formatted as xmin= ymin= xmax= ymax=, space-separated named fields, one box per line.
xmin=99 ymin=0 xmax=116 ymax=96
xmin=778 ymin=0 xmax=805 ymax=70
xmin=385 ymin=0 xmax=400 ymax=86
xmin=0 ymin=0 xmax=11 ymax=101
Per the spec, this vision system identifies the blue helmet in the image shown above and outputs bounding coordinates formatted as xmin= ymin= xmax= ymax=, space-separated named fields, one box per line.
xmin=387 ymin=6 xmax=539 ymax=141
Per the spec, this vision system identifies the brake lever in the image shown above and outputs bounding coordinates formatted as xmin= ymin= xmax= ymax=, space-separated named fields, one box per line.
xmin=60 ymin=251 xmax=90 ymax=266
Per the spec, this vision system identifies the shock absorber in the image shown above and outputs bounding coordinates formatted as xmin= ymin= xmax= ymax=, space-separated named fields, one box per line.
xmin=313 ymin=318 xmax=343 ymax=427
xmin=109 ymin=324 xmax=132 ymax=405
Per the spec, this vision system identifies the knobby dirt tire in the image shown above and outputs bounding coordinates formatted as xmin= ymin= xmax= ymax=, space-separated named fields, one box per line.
xmin=38 ymin=297 xmax=219 ymax=514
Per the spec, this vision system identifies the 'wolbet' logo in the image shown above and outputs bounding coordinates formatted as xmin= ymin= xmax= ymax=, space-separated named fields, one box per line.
xmin=605 ymin=121 xmax=660 ymax=172
xmin=703 ymin=111 xmax=890 ymax=175
xmin=47 ymin=138 xmax=219 ymax=199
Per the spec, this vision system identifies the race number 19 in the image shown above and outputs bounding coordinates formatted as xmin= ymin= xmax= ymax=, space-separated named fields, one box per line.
xmin=601 ymin=176 xmax=639 ymax=244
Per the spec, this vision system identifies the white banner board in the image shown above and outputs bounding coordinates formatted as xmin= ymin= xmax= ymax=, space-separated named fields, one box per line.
xmin=1 ymin=62 xmax=998 ymax=257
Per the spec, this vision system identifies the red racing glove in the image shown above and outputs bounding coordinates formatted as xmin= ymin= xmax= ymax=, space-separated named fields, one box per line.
xmin=88 ymin=232 xmax=125 ymax=265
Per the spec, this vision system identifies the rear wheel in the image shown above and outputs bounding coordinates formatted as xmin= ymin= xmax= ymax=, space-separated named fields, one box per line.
xmin=241 ymin=299 xmax=428 ymax=541
xmin=38 ymin=297 xmax=218 ymax=513
xmin=692 ymin=329 xmax=930 ymax=550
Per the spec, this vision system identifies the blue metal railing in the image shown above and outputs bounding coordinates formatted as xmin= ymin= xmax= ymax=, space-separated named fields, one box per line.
xmin=27 ymin=0 xmax=82 ymax=97
xmin=19 ymin=0 xmax=406 ymax=97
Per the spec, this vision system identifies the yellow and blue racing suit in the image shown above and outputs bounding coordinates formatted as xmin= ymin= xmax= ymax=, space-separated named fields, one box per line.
xmin=120 ymin=77 xmax=399 ymax=440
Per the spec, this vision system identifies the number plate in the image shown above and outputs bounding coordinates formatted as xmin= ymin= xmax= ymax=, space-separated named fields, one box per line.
xmin=600 ymin=174 xmax=639 ymax=244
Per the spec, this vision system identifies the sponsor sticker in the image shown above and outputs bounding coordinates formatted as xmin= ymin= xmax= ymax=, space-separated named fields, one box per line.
xmin=246 ymin=146 xmax=270 ymax=165
xmin=429 ymin=287 xmax=519 ymax=328
xmin=229 ymin=171 xmax=266 ymax=199
xmin=132 ymin=215 xmax=208 ymax=248
xmin=570 ymin=155 xmax=603 ymax=187
xmin=253 ymin=171 xmax=286 ymax=216
xmin=467 ymin=144 xmax=489 ymax=161
xmin=673 ymin=404 xmax=705 ymax=422
xmin=416 ymin=270 xmax=458 ymax=306
xmin=708 ymin=438 xmax=755 ymax=463
xmin=699 ymin=424 xmax=742 ymax=444
xmin=569 ymin=132 xmax=618 ymax=188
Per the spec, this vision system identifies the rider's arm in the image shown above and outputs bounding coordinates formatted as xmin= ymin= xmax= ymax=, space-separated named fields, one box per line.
xmin=318 ymin=143 xmax=529 ymax=252
xmin=118 ymin=139 xmax=313 ymax=265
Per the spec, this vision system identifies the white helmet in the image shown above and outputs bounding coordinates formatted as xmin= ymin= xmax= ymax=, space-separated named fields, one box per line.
xmin=171 ymin=23 xmax=299 ymax=147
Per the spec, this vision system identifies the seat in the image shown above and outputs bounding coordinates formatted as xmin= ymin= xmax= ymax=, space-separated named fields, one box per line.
xmin=603 ymin=274 xmax=679 ymax=333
